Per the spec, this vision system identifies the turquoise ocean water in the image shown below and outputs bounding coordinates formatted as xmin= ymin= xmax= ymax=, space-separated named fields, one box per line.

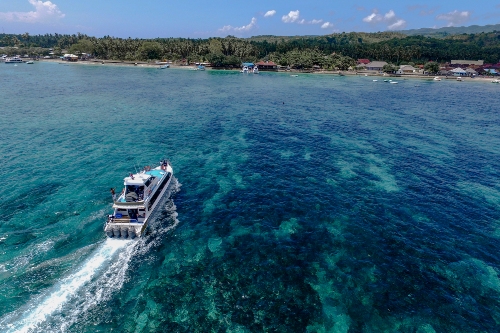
xmin=1 ymin=62 xmax=500 ymax=332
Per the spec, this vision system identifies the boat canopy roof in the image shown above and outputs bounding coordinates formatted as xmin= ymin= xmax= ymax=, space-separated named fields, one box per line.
xmin=124 ymin=173 xmax=151 ymax=185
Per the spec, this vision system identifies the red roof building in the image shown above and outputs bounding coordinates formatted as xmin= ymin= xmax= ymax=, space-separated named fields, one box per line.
xmin=357 ymin=59 xmax=370 ymax=65
xmin=256 ymin=61 xmax=278 ymax=71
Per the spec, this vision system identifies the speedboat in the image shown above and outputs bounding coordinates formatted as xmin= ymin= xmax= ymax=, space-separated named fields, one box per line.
xmin=197 ymin=65 xmax=205 ymax=71
xmin=456 ymin=77 xmax=463 ymax=81
xmin=390 ymin=81 xmax=398 ymax=84
xmin=433 ymin=77 xmax=441 ymax=81
xmin=26 ymin=60 xmax=34 ymax=64
xmin=159 ymin=64 xmax=169 ymax=69
xmin=253 ymin=66 xmax=259 ymax=74
xmin=290 ymin=74 xmax=298 ymax=77
xmin=240 ymin=66 xmax=249 ymax=73
xmin=5 ymin=57 xmax=23 ymax=64
xmin=491 ymin=79 xmax=499 ymax=83
xmin=104 ymin=160 xmax=174 ymax=239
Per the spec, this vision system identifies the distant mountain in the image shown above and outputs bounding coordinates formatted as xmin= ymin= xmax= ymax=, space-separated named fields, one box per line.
xmin=400 ymin=24 xmax=500 ymax=37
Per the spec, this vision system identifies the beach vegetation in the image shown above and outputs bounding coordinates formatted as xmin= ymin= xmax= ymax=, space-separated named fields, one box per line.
xmin=382 ymin=64 xmax=398 ymax=73
xmin=1 ymin=30 xmax=499 ymax=66
xmin=424 ymin=62 xmax=440 ymax=74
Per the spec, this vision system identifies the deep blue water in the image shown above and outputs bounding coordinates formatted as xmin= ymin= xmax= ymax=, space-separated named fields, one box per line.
xmin=1 ymin=62 xmax=500 ymax=332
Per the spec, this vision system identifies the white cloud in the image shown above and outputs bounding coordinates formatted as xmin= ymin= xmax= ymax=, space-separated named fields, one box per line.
xmin=296 ymin=18 xmax=323 ymax=25
xmin=362 ymin=9 xmax=406 ymax=30
xmin=0 ymin=0 xmax=65 ymax=23
xmin=282 ymin=10 xmax=300 ymax=23
xmin=321 ymin=22 xmax=335 ymax=29
xmin=384 ymin=10 xmax=396 ymax=20
xmin=436 ymin=10 xmax=471 ymax=27
xmin=363 ymin=12 xmax=381 ymax=23
xmin=219 ymin=17 xmax=257 ymax=33
xmin=281 ymin=10 xmax=323 ymax=25
xmin=264 ymin=10 xmax=276 ymax=18
xmin=388 ymin=19 xmax=406 ymax=30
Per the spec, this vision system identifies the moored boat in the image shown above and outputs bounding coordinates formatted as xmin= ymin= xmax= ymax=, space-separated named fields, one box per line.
xmin=104 ymin=160 xmax=173 ymax=239
xmin=5 ymin=57 xmax=23 ymax=64
xmin=433 ymin=77 xmax=441 ymax=81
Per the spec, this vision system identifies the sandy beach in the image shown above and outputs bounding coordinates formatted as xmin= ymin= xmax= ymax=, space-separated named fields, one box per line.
xmin=35 ymin=58 xmax=500 ymax=84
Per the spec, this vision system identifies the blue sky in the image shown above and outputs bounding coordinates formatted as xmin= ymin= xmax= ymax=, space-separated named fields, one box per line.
xmin=0 ymin=0 xmax=499 ymax=38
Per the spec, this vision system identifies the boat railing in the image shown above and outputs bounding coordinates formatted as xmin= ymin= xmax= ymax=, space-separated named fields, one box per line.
xmin=114 ymin=200 xmax=144 ymax=208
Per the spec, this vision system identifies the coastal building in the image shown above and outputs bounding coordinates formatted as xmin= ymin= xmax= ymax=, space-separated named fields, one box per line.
xmin=397 ymin=65 xmax=417 ymax=74
xmin=451 ymin=60 xmax=484 ymax=66
xmin=365 ymin=61 xmax=388 ymax=71
xmin=484 ymin=68 xmax=498 ymax=75
xmin=451 ymin=67 xmax=467 ymax=76
xmin=465 ymin=68 xmax=478 ymax=76
xmin=63 ymin=54 xmax=78 ymax=62
xmin=256 ymin=60 xmax=278 ymax=71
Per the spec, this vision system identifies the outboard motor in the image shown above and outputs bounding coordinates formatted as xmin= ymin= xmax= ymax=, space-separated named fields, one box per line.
xmin=106 ymin=230 xmax=114 ymax=238
xmin=120 ymin=227 xmax=129 ymax=238
xmin=113 ymin=228 xmax=121 ymax=238
xmin=128 ymin=227 xmax=136 ymax=239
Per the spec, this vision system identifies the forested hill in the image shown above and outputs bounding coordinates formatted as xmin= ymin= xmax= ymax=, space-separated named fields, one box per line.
xmin=400 ymin=24 xmax=500 ymax=37
xmin=1 ymin=30 xmax=499 ymax=65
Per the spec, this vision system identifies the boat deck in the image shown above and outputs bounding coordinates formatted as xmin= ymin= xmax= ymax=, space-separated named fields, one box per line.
xmin=145 ymin=169 xmax=165 ymax=178
xmin=110 ymin=217 xmax=144 ymax=223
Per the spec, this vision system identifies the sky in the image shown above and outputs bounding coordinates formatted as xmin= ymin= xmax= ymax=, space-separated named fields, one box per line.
xmin=0 ymin=0 xmax=499 ymax=38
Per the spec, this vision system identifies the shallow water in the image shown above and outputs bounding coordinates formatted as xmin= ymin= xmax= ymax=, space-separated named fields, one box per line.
xmin=1 ymin=63 xmax=500 ymax=332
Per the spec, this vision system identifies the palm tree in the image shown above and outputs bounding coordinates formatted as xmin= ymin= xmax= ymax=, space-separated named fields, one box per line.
xmin=21 ymin=32 xmax=30 ymax=46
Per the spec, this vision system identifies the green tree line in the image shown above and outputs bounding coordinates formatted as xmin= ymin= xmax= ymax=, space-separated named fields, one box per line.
xmin=1 ymin=31 xmax=499 ymax=66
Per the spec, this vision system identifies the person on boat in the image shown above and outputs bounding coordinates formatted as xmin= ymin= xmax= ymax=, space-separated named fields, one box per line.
xmin=161 ymin=159 xmax=168 ymax=170
xmin=110 ymin=188 xmax=116 ymax=201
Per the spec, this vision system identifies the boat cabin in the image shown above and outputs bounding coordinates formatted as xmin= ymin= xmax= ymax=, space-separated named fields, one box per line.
xmin=110 ymin=168 xmax=167 ymax=223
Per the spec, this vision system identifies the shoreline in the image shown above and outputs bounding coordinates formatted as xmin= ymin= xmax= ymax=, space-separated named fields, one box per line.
xmin=34 ymin=59 xmax=500 ymax=84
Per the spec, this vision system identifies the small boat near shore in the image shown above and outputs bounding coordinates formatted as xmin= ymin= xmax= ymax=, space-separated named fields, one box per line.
xmin=433 ymin=77 xmax=441 ymax=81
xmin=26 ymin=60 xmax=34 ymax=64
xmin=5 ymin=57 xmax=23 ymax=64
xmin=158 ymin=64 xmax=169 ymax=69
xmin=104 ymin=160 xmax=173 ymax=239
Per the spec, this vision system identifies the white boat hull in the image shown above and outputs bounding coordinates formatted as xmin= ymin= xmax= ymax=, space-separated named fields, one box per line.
xmin=104 ymin=164 xmax=173 ymax=239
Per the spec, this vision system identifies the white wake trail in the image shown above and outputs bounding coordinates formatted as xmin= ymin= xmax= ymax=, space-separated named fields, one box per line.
xmin=2 ymin=179 xmax=181 ymax=332
xmin=3 ymin=239 xmax=135 ymax=333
